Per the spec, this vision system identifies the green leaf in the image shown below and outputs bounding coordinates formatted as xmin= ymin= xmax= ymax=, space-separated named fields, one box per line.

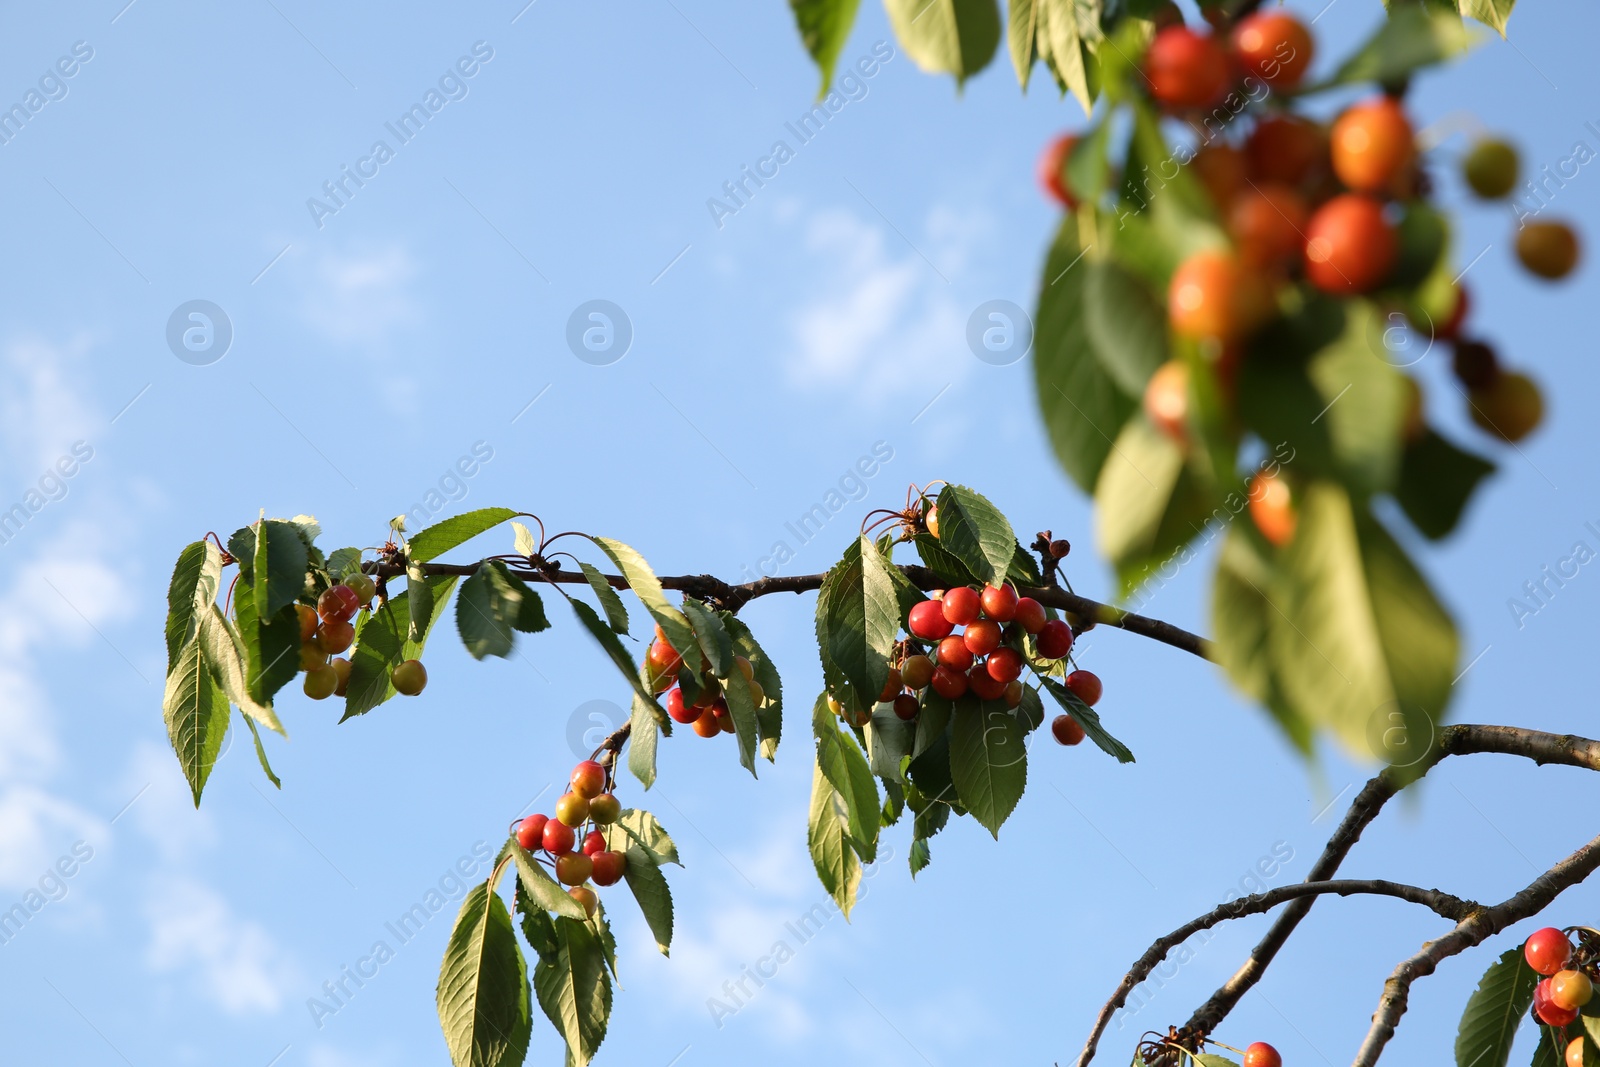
xmin=913 ymin=690 xmax=953 ymax=760
xmin=819 ymin=536 xmax=901 ymax=714
xmin=722 ymin=614 xmax=783 ymax=761
xmin=1084 ymin=259 xmax=1169 ymax=396
xmin=865 ymin=705 xmax=914 ymax=782
xmin=1459 ymin=0 xmax=1513 ymax=35
xmin=409 ymin=507 xmax=519 ymax=563
xmin=1326 ymin=6 xmax=1474 ymax=87
xmin=720 ymin=648 xmax=761 ymax=776
xmin=456 ymin=560 xmax=530 ymax=660
xmin=1039 ymin=0 xmax=1093 ymax=112
xmin=242 ymin=715 xmax=281 ymax=789
xmin=251 ymin=519 xmax=309 ymax=623
xmin=789 ymin=0 xmax=862 ymax=96
xmin=1194 ymin=1056 xmax=1241 ymax=1067
xmin=533 ymin=917 xmax=610 ymax=1067
xmin=949 ymin=696 xmax=1027 ymax=836
xmin=162 ymin=639 xmax=231 ymax=806
xmin=436 ymin=882 xmax=533 ymax=1067
xmin=807 ymin=761 xmax=862 ymax=918
xmin=588 ymin=537 xmax=697 ymax=659
xmin=1040 ymin=677 xmax=1136 ymax=763
xmin=342 ymin=576 xmax=460 ymax=719
xmin=326 ymin=546 xmax=364 ymax=580
xmin=602 ymin=808 xmax=682 ymax=867
xmin=1016 ymin=683 xmax=1046 ymax=732
xmin=1065 ymin=119 xmax=1113 ymax=205
xmin=883 ymin=0 xmax=1001 ymax=86
xmin=1093 ymin=418 xmax=1214 ymax=597
xmin=933 ymin=485 xmax=1017 ymax=586
xmin=628 ymin=693 xmax=661 ymax=789
xmin=578 ymin=561 xmax=629 ymax=635
xmin=509 ymin=840 xmax=590 ymax=921
xmin=619 ymin=846 xmax=674 ymax=956
xmin=1531 ymin=1025 xmax=1560 ymax=1067
xmin=1007 ymin=0 xmax=1037 ymax=87
xmin=680 ymin=598 xmax=732 ymax=679
xmin=514 ymin=879 xmax=560 ymax=965
xmin=197 ymin=606 xmax=284 ymax=735
xmin=233 ymin=589 xmax=300 ymax=709
xmin=1035 ymin=217 xmax=1139 ymax=493
xmin=166 ymin=541 xmax=221 ymax=675
xmin=813 ymin=696 xmax=881 ymax=857
xmin=407 ymin=558 xmax=434 ymax=644
xmin=1453 ymin=947 xmax=1538 ymax=1067
xmin=568 ymin=598 xmax=665 ymax=713
xmin=913 ymin=533 xmax=978 ymax=588
xmin=1395 ymin=430 xmax=1496 ymax=540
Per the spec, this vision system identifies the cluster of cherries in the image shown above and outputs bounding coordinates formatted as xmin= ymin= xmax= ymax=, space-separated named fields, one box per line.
xmin=296 ymin=572 xmax=427 ymax=701
xmin=1525 ymin=927 xmax=1595 ymax=1042
xmin=512 ymin=759 xmax=628 ymax=918
xmin=645 ymin=624 xmax=767 ymax=740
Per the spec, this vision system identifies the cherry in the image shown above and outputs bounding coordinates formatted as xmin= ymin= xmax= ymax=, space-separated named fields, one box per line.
xmin=591 ymin=850 xmax=628 ymax=887
xmin=318 ymin=584 xmax=361 ymax=623
xmin=747 ymin=678 xmax=766 ymax=705
xmin=1247 ymin=114 xmax=1327 ymax=186
xmin=1038 ymin=134 xmax=1081 ymax=208
xmin=330 ymin=657 xmax=351 ymax=697
xmin=1249 ymin=470 xmax=1298 ymax=548
xmin=735 ymin=655 xmax=755 ymax=682
xmin=555 ymin=792 xmax=591 ymax=827
xmin=968 ymin=666 xmax=1007 ymax=701
xmin=345 ymin=572 xmax=377 ymax=606
xmin=666 ymin=687 xmax=700 ymax=724
xmin=942 ymin=587 xmax=982 ymax=626
xmin=1517 ymin=221 xmax=1580 ymax=280
xmin=691 ymin=710 xmax=721 ymax=738
xmin=1567 ymin=1036 xmax=1587 ymax=1067
xmin=987 ymin=647 xmax=1024 ymax=683
xmin=901 ymin=653 xmax=935 ymax=690
xmin=1003 ymin=681 xmax=1024 ymax=708
xmin=1230 ymin=11 xmax=1312 ymax=89
xmin=1436 ymin=285 xmax=1471 ymax=342
xmin=1192 ymin=143 xmax=1249 ymax=210
xmin=1144 ymin=26 xmax=1232 ymax=110
xmin=649 ymin=665 xmax=676 ymax=694
xmin=582 ymin=830 xmax=606 ymax=856
xmin=1168 ymin=251 xmax=1273 ymax=342
xmin=589 ymin=793 xmax=621 ymax=825
xmin=964 ymin=620 xmax=1003 ymax=657
xmin=1452 ymin=340 xmax=1499 ymax=389
xmin=981 ymin=584 xmax=1019 ymax=622
xmin=1526 ymin=927 xmax=1573 ymax=975
xmin=1551 ymin=969 xmax=1594 ymax=1010
xmin=1145 ymin=360 xmax=1190 ymax=442
xmin=556 ymin=852 xmax=593 ymax=886
xmin=1536 ymin=978 xmax=1580 ymax=1027
xmin=908 ymin=600 xmax=955 ymax=641
xmin=1469 ymin=372 xmax=1543 ymax=443
xmin=515 ymin=814 xmax=548 ymax=851
xmin=713 ymin=699 xmax=736 ymax=734
xmin=1303 ymin=194 xmax=1397 ymax=294
xmin=930 ymin=665 xmax=970 ymax=700
xmin=1462 ymin=138 xmax=1519 ymax=199
xmin=1331 ymin=97 xmax=1414 ymax=194
xmin=892 ymin=694 xmax=919 ymax=720
xmin=391 ymin=659 xmax=427 ymax=695
xmin=646 ymin=639 xmax=684 ymax=676
xmin=568 ymin=886 xmax=598 ymax=918
xmin=879 ymin=667 xmax=903 ymax=702
xmin=924 ymin=504 xmax=940 ymax=538
xmin=936 ymin=636 xmax=974 ymax=673
xmin=1037 ymin=619 xmax=1075 ymax=660
xmin=300 ymin=644 xmax=330 ymax=671
xmin=1014 ymin=597 xmax=1047 ymax=635
xmin=1052 ymin=714 xmax=1086 ymax=746
xmin=314 ymin=619 xmax=355 ymax=655
xmin=542 ymin=819 xmax=576 ymax=855
xmin=570 ymin=760 xmax=607 ymax=799
xmin=296 ymin=604 xmax=318 ymax=643
xmin=1065 ymin=669 xmax=1102 ymax=706
xmin=1229 ymin=183 xmax=1310 ymax=268
xmin=1242 ymin=1042 xmax=1282 ymax=1067
xmin=303 ymin=664 xmax=338 ymax=700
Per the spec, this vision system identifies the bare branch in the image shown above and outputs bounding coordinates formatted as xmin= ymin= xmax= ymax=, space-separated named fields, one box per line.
xmin=1074 ymin=880 xmax=1479 ymax=1067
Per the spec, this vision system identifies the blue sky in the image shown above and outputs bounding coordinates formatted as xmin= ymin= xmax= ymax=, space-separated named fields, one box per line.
xmin=1 ymin=1 xmax=1598 ymax=1065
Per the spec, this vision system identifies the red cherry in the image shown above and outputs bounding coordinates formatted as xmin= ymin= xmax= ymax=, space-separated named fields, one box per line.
xmin=556 ymin=852 xmax=593 ymax=887
xmin=590 ymin=850 xmax=628 ymax=887
xmin=879 ymin=667 xmax=903 ymax=703
xmin=646 ymin=639 xmax=684 ymax=676
xmin=930 ymin=665 xmax=969 ymax=700
xmin=1331 ymin=96 xmax=1415 ymax=195
xmin=296 ymin=604 xmax=318 ymax=643
xmin=942 ymin=587 xmax=982 ymax=626
xmin=1038 ymin=134 xmax=1080 ymax=208
xmin=1037 ymin=619 xmax=1075 ymax=659
xmin=893 ymin=694 xmax=919 ymax=720
xmin=1065 ymin=670 xmax=1102 ymax=706
xmin=1526 ymin=927 xmax=1574 ymax=975
xmin=1230 ymin=10 xmax=1312 ymax=89
xmin=908 ymin=600 xmax=955 ymax=642
xmin=1249 ymin=470 xmax=1298 ymax=547
xmin=987 ymin=647 xmax=1024 ymax=683
xmin=1003 ymin=681 xmax=1024 ymax=708
xmin=1242 ymin=1042 xmax=1283 ymax=1067
xmin=314 ymin=619 xmax=355 ymax=655
xmin=968 ymin=665 xmax=1008 ymax=702
xmin=515 ymin=814 xmax=548 ymax=852
xmin=318 ymin=585 xmax=361 ymax=623
xmin=542 ymin=819 xmax=576 ymax=855
xmin=582 ymin=830 xmax=606 ymax=856
xmin=936 ymin=636 xmax=974 ymax=673
xmin=1052 ymin=714 xmax=1086 ymax=746
xmin=1303 ymin=194 xmax=1397 ymax=294
xmin=981 ymin=584 xmax=1018 ymax=622
xmin=665 ymin=687 xmax=700 ymax=724
xmin=1536 ymin=977 xmax=1580 ymax=1027
xmin=1014 ymin=597 xmax=1047 ymax=634
xmin=1247 ymin=114 xmax=1328 ymax=186
xmin=964 ymin=620 xmax=1003 ymax=657
xmin=714 ymin=699 xmax=735 ymax=735
xmin=691 ymin=710 xmax=721 ymax=738
xmin=1144 ymin=26 xmax=1232 ymax=110
xmin=570 ymin=761 xmax=606 ymax=799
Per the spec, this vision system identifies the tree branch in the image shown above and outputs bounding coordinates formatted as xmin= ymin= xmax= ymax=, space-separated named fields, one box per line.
xmin=1073 ymin=880 xmax=1479 ymax=1067
xmin=1351 ymin=831 xmax=1600 ymax=1067
xmin=371 ymin=560 xmax=1216 ymax=661
xmin=1183 ymin=724 xmax=1600 ymax=1037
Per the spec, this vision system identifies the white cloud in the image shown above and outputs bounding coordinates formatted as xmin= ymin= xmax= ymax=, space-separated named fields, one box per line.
xmin=299 ymin=244 xmax=421 ymax=348
xmin=145 ymin=875 xmax=298 ymax=1015
xmin=0 ymin=785 xmax=103 ymax=891
xmin=0 ymin=334 xmax=99 ymax=473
